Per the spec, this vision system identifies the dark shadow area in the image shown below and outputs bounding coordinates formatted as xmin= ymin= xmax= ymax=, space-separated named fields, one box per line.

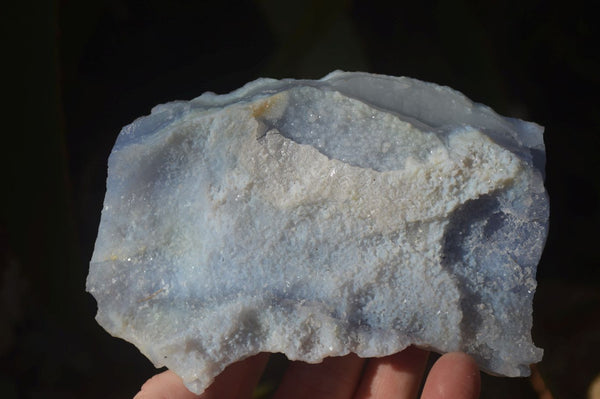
xmin=440 ymin=196 xmax=495 ymax=361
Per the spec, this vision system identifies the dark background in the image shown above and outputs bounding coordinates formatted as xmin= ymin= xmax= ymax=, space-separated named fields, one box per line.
xmin=2 ymin=0 xmax=599 ymax=398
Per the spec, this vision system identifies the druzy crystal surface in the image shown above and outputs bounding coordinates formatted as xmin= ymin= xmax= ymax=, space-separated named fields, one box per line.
xmin=87 ymin=71 xmax=548 ymax=394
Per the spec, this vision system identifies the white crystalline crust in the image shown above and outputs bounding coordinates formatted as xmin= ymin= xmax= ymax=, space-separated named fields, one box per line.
xmin=87 ymin=71 xmax=548 ymax=394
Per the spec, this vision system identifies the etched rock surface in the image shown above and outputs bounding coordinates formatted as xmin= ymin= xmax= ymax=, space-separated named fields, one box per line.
xmin=87 ymin=71 xmax=549 ymax=394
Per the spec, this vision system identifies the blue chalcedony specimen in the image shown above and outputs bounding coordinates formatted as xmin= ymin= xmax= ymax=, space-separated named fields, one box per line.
xmin=87 ymin=71 xmax=548 ymax=394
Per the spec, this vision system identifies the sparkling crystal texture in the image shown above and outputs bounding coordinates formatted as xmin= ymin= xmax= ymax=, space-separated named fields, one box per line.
xmin=87 ymin=71 xmax=548 ymax=394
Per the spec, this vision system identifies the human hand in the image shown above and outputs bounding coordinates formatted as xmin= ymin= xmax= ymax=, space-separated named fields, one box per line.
xmin=134 ymin=346 xmax=480 ymax=399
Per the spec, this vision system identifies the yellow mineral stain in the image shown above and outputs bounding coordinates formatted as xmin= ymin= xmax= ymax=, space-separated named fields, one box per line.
xmin=251 ymin=98 xmax=272 ymax=118
xmin=138 ymin=288 xmax=165 ymax=303
xmin=250 ymin=92 xmax=287 ymax=120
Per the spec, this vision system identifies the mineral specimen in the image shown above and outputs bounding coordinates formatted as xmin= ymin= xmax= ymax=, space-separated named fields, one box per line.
xmin=87 ymin=71 xmax=548 ymax=394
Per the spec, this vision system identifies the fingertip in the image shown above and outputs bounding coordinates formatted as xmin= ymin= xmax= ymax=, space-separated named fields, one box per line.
xmin=440 ymin=352 xmax=480 ymax=378
xmin=134 ymin=370 xmax=199 ymax=399
xmin=353 ymin=346 xmax=430 ymax=399
xmin=133 ymin=354 xmax=269 ymax=399
xmin=422 ymin=352 xmax=480 ymax=399
xmin=272 ymin=353 xmax=365 ymax=399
